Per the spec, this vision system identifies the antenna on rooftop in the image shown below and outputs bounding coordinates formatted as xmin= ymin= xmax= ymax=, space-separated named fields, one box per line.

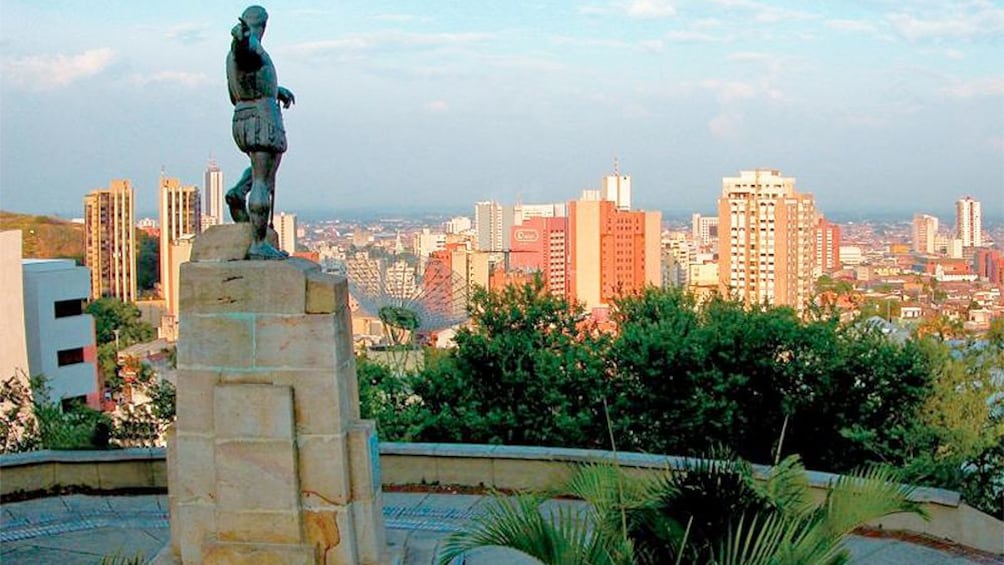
xmin=613 ymin=154 xmax=620 ymax=177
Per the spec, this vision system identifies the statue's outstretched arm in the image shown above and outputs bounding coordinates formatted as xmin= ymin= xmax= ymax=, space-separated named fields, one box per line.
xmin=277 ymin=86 xmax=295 ymax=109
xmin=230 ymin=20 xmax=264 ymax=66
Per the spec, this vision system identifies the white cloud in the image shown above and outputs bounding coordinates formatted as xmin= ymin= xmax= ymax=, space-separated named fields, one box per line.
xmin=165 ymin=23 xmax=209 ymax=42
xmin=551 ymin=35 xmax=666 ymax=52
xmin=707 ymin=0 xmax=817 ymax=23
xmin=552 ymin=36 xmax=632 ymax=49
xmin=373 ymin=14 xmax=429 ymax=23
xmin=940 ymin=77 xmax=1004 ymax=98
xmin=285 ymin=32 xmax=494 ymax=58
xmin=699 ymin=79 xmax=758 ymax=103
xmin=627 ymin=0 xmax=676 ymax=18
xmin=727 ymin=51 xmax=770 ymax=63
xmin=128 ymin=71 xmax=211 ymax=88
xmin=886 ymin=6 xmax=1004 ymax=40
xmin=640 ymin=39 xmax=665 ymax=52
xmin=578 ymin=1 xmax=675 ymax=18
xmin=665 ymin=30 xmax=722 ymax=42
xmin=709 ymin=111 xmax=743 ymax=139
xmin=2 ymin=48 xmax=114 ymax=89
xmin=825 ymin=19 xmax=877 ymax=33
xmin=425 ymin=100 xmax=449 ymax=113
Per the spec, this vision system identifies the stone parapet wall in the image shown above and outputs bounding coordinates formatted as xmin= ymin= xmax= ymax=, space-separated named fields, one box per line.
xmin=3 ymin=443 xmax=1002 ymax=555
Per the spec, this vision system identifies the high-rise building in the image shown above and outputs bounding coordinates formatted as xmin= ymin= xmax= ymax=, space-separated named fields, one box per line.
xmin=275 ymin=212 xmax=297 ymax=253
xmin=414 ymin=228 xmax=447 ymax=261
xmin=691 ymin=213 xmax=719 ymax=251
xmin=203 ymin=159 xmax=225 ymax=230
xmin=84 ymin=179 xmax=137 ymax=302
xmin=662 ymin=233 xmax=693 ymax=286
xmin=717 ymin=169 xmax=817 ymax=312
xmin=159 ymin=175 xmax=200 ymax=337
xmin=956 ymin=196 xmax=982 ymax=248
xmin=508 ymin=216 xmax=569 ymax=297
xmin=815 ymin=217 xmax=841 ymax=277
xmin=518 ymin=203 xmax=567 ymax=221
xmin=444 ymin=216 xmax=472 ymax=234
xmin=568 ymin=198 xmax=661 ymax=311
xmin=474 ymin=201 xmax=515 ymax=251
xmin=912 ymin=214 xmax=939 ymax=255
xmin=601 ymin=174 xmax=632 ymax=210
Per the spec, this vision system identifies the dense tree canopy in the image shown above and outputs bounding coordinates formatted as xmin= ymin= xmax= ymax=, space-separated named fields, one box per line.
xmin=86 ymin=298 xmax=156 ymax=391
xmin=358 ymin=283 xmax=1002 ymax=515
xmin=136 ymin=230 xmax=159 ymax=293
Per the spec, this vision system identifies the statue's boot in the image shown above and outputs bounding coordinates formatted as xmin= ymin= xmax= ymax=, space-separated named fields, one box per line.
xmin=225 ymin=167 xmax=253 ymax=222
xmin=247 ymin=175 xmax=288 ymax=260
xmin=248 ymin=240 xmax=289 ymax=260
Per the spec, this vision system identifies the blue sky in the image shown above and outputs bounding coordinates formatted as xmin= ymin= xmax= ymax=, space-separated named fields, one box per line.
xmin=1 ymin=0 xmax=1002 ymax=220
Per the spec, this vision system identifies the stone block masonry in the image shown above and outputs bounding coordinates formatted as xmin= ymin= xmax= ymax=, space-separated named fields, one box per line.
xmin=158 ymin=224 xmax=387 ymax=564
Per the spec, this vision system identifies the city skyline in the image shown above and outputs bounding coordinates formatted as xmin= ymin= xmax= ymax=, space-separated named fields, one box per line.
xmin=1 ymin=1 xmax=1002 ymax=218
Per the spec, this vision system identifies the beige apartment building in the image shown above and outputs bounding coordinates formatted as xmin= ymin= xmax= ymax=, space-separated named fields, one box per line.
xmin=84 ymin=179 xmax=137 ymax=302
xmin=159 ymin=175 xmax=200 ymax=339
xmin=718 ymin=169 xmax=816 ymax=312
xmin=912 ymin=213 xmax=939 ymax=255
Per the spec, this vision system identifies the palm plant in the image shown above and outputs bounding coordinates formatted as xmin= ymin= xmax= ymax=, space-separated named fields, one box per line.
xmin=439 ymin=452 xmax=925 ymax=565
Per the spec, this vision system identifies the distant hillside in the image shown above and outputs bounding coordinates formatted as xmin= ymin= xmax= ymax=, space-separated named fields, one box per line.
xmin=0 ymin=211 xmax=84 ymax=263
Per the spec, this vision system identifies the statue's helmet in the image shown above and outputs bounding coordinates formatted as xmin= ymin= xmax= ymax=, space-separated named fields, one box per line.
xmin=241 ymin=5 xmax=268 ymax=28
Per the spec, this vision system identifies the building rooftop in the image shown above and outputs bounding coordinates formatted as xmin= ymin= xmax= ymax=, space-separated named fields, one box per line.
xmin=21 ymin=258 xmax=77 ymax=271
xmin=1 ymin=492 xmax=995 ymax=565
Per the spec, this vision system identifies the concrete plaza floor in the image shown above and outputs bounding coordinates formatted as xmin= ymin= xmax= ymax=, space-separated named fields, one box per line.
xmin=1 ymin=492 xmax=997 ymax=564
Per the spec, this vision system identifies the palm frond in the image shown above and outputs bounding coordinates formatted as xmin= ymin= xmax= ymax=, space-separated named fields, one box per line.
xmin=438 ymin=493 xmax=624 ymax=565
xmin=561 ymin=463 xmax=659 ymax=536
xmin=819 ymin=465 xmax=928 ymax=538
xmin=714 ymin=513 xmax=790 ymax=565
xmin=757 ymin=454 xmax=814 ymax=519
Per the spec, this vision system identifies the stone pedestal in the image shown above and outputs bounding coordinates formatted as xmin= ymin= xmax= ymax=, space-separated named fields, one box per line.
xmin=160 ymin=224 xmax=387 ymax=564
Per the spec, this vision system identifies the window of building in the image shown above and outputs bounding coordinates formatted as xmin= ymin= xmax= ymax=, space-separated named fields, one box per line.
xmin=57 ymin=347 xmax=85 ymax=366
xmin=54 ymin=299 xmax=85 ymax=318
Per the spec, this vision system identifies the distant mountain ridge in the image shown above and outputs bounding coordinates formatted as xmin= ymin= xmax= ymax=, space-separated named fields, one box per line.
xmin=0 ymin=211 xmax=84 ymax=263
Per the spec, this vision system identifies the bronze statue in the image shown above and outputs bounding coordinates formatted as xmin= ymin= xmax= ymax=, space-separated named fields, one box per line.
xmin=225 ymin=5 xmax=294 ymax=259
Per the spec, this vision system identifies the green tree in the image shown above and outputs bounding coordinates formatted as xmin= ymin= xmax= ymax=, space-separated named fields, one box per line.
xmin=357 ymin=357 xmax=425 ymax=441
xmin=86 ymin=298 xmax=155 ymax=346
xmin=410 ymin=277 xmax=615 ymax=448
xmin=136 ymin=230 xmax=159 ymax=292
xmin=897 ymin=336 xmax=1004 ymax=516
xmin=609 ymin=287 xmax=933 ymax=472
xmin=86 ymin=298 xmax=155 ymax=395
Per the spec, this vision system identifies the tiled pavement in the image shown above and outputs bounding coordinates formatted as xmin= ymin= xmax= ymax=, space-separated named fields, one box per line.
xmin=1 ymin=493 xmax=994 ymax=564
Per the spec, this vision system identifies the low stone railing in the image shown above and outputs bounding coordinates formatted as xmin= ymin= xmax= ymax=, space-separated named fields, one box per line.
xmin=2 ymin=443 xmax=1002 ymax=555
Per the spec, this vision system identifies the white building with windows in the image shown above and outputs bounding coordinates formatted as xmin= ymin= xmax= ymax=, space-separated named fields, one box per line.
xmin=956 ymin=196 xmax=982 ymax=248
xmin=22 ymin=259 xmax=100 ymax=408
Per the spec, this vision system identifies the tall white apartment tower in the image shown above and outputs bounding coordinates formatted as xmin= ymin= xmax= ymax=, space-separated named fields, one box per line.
xmin=718 ymin=169 xmax=817 ymax=312
xmin=203 ymin=159 xmax=225 ymax=229
xmin=474 ymin=201 xmax=515 ymax=251
xmin=275 ymin=212 xmax=297 ymax=253
xmin=955 ymin=196 xmax=982 ymax=248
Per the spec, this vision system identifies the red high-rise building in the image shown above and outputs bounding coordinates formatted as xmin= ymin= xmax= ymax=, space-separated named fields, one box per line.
xmin=568 ymin=199 xmax=661 ymax=310
xmin=816 ymin=217 xmax=841 ymax=275
xmin=509 ymin=216 xmax=569 ymax=297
